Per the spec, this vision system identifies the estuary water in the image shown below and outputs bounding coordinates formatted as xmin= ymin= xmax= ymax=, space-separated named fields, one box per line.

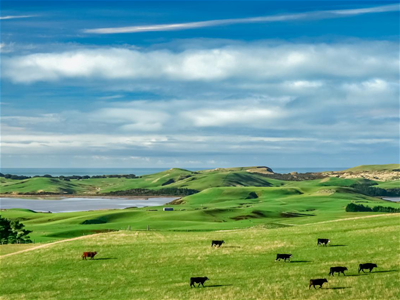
xmin=0 ymin=197 xmax=177 ymax=213
xmin=382 ymin=197 xmax=400 ymax=202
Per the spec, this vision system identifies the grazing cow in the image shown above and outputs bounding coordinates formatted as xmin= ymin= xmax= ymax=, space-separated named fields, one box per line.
xmin=309 ymin=278 xmax=328 ymax=289
xmin=329 ymin=266 xmax=348 ymax=276
xmin=190 ymin=277 xmax=209 ymax=288
xmin=317 ymin=239 xmax=330 ymax=246
xmin=82 ymin=251 xmax=97 ymax=260
xmin=358 ymin=263 xmax=377 ymax=273
xmin=211 ymin=240 xmax=225 ymax=247
xmin=275 ymin=254 xmax=292 ymax=262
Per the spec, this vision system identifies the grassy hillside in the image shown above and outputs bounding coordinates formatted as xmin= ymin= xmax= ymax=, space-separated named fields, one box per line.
xmin=2 ymin=184 xmax=399 ymax=243
xmin=0 ymin=214 xmax=398 ymax=300
xmin=0 ymin=177 xmax=86 ymax=194
xmin=2 ymin=165 xmax=399 ymax=196
xmin=0 ymin=168 xmax=280 ymax=195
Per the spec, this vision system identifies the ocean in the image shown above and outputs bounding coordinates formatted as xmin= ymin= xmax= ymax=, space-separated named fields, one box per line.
xmin=0 ymin=167 xmax=347 ymax=177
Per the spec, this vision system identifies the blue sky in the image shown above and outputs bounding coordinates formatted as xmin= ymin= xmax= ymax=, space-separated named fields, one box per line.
xmin=1 ymin=1 xmax=399 ymax=169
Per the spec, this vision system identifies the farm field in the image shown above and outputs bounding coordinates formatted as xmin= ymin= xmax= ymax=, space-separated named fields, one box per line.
xmin=0 ymin=214 xmax=399 ymax=300
xmin=1 ymin=184 xmax=399 ymax=243
xmin=1 ymin=164 xmax=399 ymax=300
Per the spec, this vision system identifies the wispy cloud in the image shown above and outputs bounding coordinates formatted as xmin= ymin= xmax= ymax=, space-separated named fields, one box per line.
xmin=0 ymin=15 xmax=35 ymax=20
xmin=3 ymin=42 xmax=398 ymax=83
xmin=84 ymin=4 xmax=399 ymax=34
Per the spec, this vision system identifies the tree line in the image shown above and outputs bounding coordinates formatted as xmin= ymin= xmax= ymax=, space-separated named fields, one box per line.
xmin=0 ymin=173 xmax=138 ymax=181
xmin=106 ymin=188 xmax=199 ymax=196
xmin=352 ymin=184 xmax=400 ymax=197
xmin=345 ymin=203 xmax=400 ymax=213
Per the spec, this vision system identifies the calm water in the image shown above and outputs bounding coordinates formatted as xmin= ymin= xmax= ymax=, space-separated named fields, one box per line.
xmin=0 ymin=197 xmax=177 ymax=213
xmin=0 ymin=167 xmax=346 ymax=176
xmin=382 ymin=197 xmax=400 ymax=202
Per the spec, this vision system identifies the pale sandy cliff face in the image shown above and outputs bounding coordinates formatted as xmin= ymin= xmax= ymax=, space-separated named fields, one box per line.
xmin=246 ymin=166 xmax=399 ymax=182
xmin=325 ymin=171 xmax=400 ymax=181
xmin=246 ymin=167 xmax=274 ymax=175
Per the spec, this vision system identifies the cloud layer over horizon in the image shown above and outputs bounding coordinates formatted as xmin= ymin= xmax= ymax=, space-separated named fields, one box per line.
xmin=1 ymin=1 xmax=399 ymax=168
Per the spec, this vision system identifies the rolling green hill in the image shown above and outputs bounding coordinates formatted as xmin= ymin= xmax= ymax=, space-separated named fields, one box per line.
xmin=2 ymin=164 xmax=399 ymax=196
xmin=0 ymin=167 xmax=281 ymax=195
xmin=1 ymin=183 xmax=399 ymax=243
xmin=1 ymin=214 xmax=398 ymax=300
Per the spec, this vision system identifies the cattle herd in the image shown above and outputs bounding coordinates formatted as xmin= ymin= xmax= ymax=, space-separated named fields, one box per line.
xmin=81 ymin=238 xmax=379 ymax=290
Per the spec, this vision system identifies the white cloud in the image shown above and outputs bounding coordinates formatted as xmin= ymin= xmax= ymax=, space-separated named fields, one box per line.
xmin=0 ymin=42 xmax=14 ymax=53
xmin=186 ymin=107 xmax=282 ymax=127
xmin=83 ymin=4 xmax=399 ymax=34
xmin=3 ymin=42 xmax=398 ymax=84
xmin=287 ymin=80 xmax=324 ymax=88
xmin=0 ymin=15 xmax=35 ymax=20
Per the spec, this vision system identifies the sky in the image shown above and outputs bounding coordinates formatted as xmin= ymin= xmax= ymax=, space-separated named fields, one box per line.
xmin=0 ymin=0 xmax=399 ymax=169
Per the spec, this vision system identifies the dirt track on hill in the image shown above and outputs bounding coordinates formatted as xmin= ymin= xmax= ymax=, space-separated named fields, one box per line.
xmin=1 ymin=213 xmax=398 ymax=258
xmin=0 ymin=233 xmax=107 ymax=259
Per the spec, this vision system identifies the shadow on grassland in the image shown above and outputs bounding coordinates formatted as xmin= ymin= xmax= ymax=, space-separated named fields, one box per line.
xmin=373 ymin=270 xmax=399 ymax=274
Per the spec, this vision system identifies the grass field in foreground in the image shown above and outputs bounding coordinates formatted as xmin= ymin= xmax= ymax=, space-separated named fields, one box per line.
xmin=0 ymin=214 xmax=399 ymax=300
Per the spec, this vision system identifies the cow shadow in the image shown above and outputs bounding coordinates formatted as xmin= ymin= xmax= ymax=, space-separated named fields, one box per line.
xmin=205 ymin=284 xmax=233 ymax=288
xmin=348 ymin=270 xmax=398 ymax=276
xmin=223 ymin=246 xmax=241 ymax=248
xmin=327 ymin=287 xmax=350 ymax=290
xmin=329 ymin=245 xmax=346 ymax=247
xmin=95 ymin=258 xmax=116 ymax=260
xmin=290 ymin=260 xmax=311 ymax=263
xmin=373 ymin=270 xmax=399 ymax=274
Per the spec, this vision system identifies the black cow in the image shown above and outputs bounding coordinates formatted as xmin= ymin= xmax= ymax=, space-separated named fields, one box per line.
xmin=211 ymin=240 xmax=225 ymax=247
xmin=190 ymin=277 xmax=209 ymax=288
xmin=275 ymin=254 xmax=292 ymax=262
xmin=317 ymin=239 xmax=330 ymax=246
xmin=359 ymin=263 xmax=377 ymax=273
xmin=309 ymin=278 xmax=328 ymax=289
xmin=329 ymin=266 xmax=348 ymax=276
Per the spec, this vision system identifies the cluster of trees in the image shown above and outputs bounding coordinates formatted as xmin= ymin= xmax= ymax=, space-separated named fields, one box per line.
xmin=90 ymin=174 xmax=137 ymax=179
xmin=345 ymin=203 xmax=400 ymax=213
xmin=0 ymin=216 xmax=32 ymax=244
xmin=352 ymin=184 xmax=400 ymax=197
xmin=59 ymin=174 xmax=138 ymax=181
xmin=107 ymin=188 xmax=199 ymax=196
xmin=0 ymin=173 xmax=30 ymax=180
xmin=0 ymin=173 xmax=138 ymax=181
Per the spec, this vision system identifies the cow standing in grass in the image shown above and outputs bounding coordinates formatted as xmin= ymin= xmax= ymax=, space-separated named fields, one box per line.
xmin=329 ymin=266 xmax=348 ymax=276
xmin=359 ymin=263 xmax=377 ymax=273
xmin=275 ymin=254 xmax=292 ymax=262
xmin=309 ymin=279 xmax=328 ymax=289
xmin=82 ymin=251 xmax=97 ymax=260
xmin=190 ymin=277 xmax=209 ymax=288
xmin=211 ymin=240 xmax=225 ymax=247
xmin=317 ymin=239 xmax=330 ymax=246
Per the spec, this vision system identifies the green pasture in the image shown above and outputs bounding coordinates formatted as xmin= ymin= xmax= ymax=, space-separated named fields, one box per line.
xmin=0 ymin=214 xmax=398 ymax=300
xmin=1 ymin=185 xmax=398 ymax=243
